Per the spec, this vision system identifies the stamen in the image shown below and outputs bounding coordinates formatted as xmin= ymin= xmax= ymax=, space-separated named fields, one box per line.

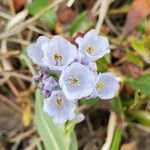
xmin=68 ymin=76 xmax=80 ymax=86
xmin=96 ymin=82 xmax=105 ymax=90
xmin=53 ymin=53 xmax=63 ymax=61
xmin=55 ymin=97 xmax=64 ymax=107
xmin=87 ymin=46 xmax=94 ymax=54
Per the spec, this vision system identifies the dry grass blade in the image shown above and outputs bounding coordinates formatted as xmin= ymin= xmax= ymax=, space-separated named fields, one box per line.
xmin=0 ymin=71 xmax=32 ymax=82
xmin=0 ymin=0 xmax=64 ymax=40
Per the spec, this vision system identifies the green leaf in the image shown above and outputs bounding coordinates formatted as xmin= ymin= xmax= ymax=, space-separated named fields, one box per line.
xmin=131 ymin=39 xmax=145 ymax=52
xmin=111 ymin=97 xmax=124 ymax=116
xmin=138 ymin=18 xmax=148 ymax=33
xmin=35 ymin=89 xmax=78 ymax=150
xmin=96 ymin=56 xmax=109 ymax=72
xmin=128 ymin=111 xmax=150 ymax=127
xmin=40 ymin=10 xmax=56 ymax=28
xmin=110 ymin=127 xmax=122 ymax=150
xmin=37 ymin=141 xmax=45 ymax=150
xmin=70 ymin=11 xmax=93 ymax=35
xmin=131 ymin=36 xmax=150 ymax=59
xmin=19 ymin=53 xmax=35 ymax=74
xmin=69 ymin=131 xmax=78 ymax=150
xmin=28 ymin=0 xmax=56 ymax=29
xmin=126 ymin=52 xmax=144 ymax=67
xmin=128 ymin=90 xmax=141 ymax=110
xmin=81 ymin=98 xmax=100 ymax=106
xmin=125 ymin=75 xmax=150 ymax=95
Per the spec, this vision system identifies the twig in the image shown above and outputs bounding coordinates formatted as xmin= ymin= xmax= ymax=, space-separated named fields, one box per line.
xmin=92 ymin=0 xmax=101 ymax=15
xmin=10 ymin=127 xmax=36 ymax=142
xmin=86 ymin=115 xmax=95 ymax=136
xmin=8 ymin=38 xmax=30 ymax=46
xmin=0 ymin=10 xmax=12 ymax=20
xmin=0 ymin=0 xmax=64 ymax=40
xmin=25 ymin=138 xmax=41 ymax=150
xmin=6 ymin=9 xmax=28 ymax=30
xmin=7 ymin=0 xmax=15 ymax=15
xmin=130 ymin=122 xmax=150 ymax=133
xmin=67 ymin=0 xmax=75 ymax=7
xmin=0 ymin=50 xmax=20 ymax=58
xmin=108 ymin=5 xmax=129 ymax=15
xmin=105 ymin=16 xmax=120 ymax=35
xmin=101 ymin=111 xmax=117 ymax=150
xmin=79 ymin=127 xmax=106 ymax=147
xmin=0 ymin=93 xmax=22 ymax=112
xmin=28 ymin=25 xmax=52 ymax=37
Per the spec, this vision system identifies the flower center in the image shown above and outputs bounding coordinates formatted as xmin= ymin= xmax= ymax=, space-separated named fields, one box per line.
xmin=68 ymin=76 xmax=80 ymax=86
xmin=87 ymin=46 xmax=94 ymax=54
xmin=55 ymin=97 xmax=64 ymax=107
xmin=96 ymin=82 xmax=105 ymax=90
xmin=53 ymin=53 xmax=63 ymax=61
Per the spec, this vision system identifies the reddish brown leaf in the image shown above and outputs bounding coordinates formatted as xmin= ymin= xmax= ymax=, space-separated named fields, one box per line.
xmin=124 ymin=0 xmax=150 ymax=33
xmin=124 ymin=85 xmax=134 ymax=95
xmin=13 ymin=0 xmax=27 ymax=11
xmin=68 ymin=32 xmax=85 ymax=47
xmin=121 ymin=62 xmax=143 ymax=78
xmin=57 ymin=5 xmax=75 ymax=24
xmin=112 ymin=49 xmax=125 ymax=59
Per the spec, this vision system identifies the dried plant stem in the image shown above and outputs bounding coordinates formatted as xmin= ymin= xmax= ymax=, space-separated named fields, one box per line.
xmin=0 ymin=71 xmax=32 ymax=82
xmin=96 ymin=0 xmax=111 ymax=32
xmin=101 ymin=111 xmax=116 ymax=150
xmin=10 ymin=127 xmax=36 ymax=142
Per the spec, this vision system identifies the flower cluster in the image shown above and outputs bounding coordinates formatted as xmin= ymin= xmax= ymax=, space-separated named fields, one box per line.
xmin=27 ymin=29 xmax=119 ymax=124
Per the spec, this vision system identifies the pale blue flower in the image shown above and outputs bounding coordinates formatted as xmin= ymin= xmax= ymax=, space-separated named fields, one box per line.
xmin=33 ymin=69 xmax=58 ymax=98
xmin=94 ymin=73 xmax=119 ymax=99
xmin=59 ymin=62 xmax=95 ymax=100
xmin=42 ymin=35 xmax=78 ymax=71
xmin=78 ymin=52 xmax=97 ymax=72
xmin=27 ymin=36 xmax=50 ymax=66
xmin=43 ymin=90 xmax=76 ymax=124
xmin=75 ymin=29 xmax=110 ymax=61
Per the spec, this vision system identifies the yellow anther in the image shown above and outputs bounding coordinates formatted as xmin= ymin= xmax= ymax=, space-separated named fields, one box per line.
xmin=87 ymin=46 xmax=94 ymax=54
xmin=68 ymin=76 xmax=80 ymax=86
xmin=55 ymin=97 xmax=64 ymax=107
xmin=53 ymin=53 xmax=63 ymax=61
xmin=96 ymin=82 xmax=105 ymax=89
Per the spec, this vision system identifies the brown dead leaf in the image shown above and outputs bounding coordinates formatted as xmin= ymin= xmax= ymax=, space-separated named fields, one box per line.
xmin=13 ymin=0 xmax=27 ymax=12
xmin=124 ymin=0 xmax=150 ymax=33
xmin=55 ymin=21 xmax=64 ymax=35
xmin=121 ymin=141 xmax=138 ymax=150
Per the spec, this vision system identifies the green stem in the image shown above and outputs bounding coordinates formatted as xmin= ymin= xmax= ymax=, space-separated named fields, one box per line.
xmin=110 ymin=127 xmax=122 ymax=150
